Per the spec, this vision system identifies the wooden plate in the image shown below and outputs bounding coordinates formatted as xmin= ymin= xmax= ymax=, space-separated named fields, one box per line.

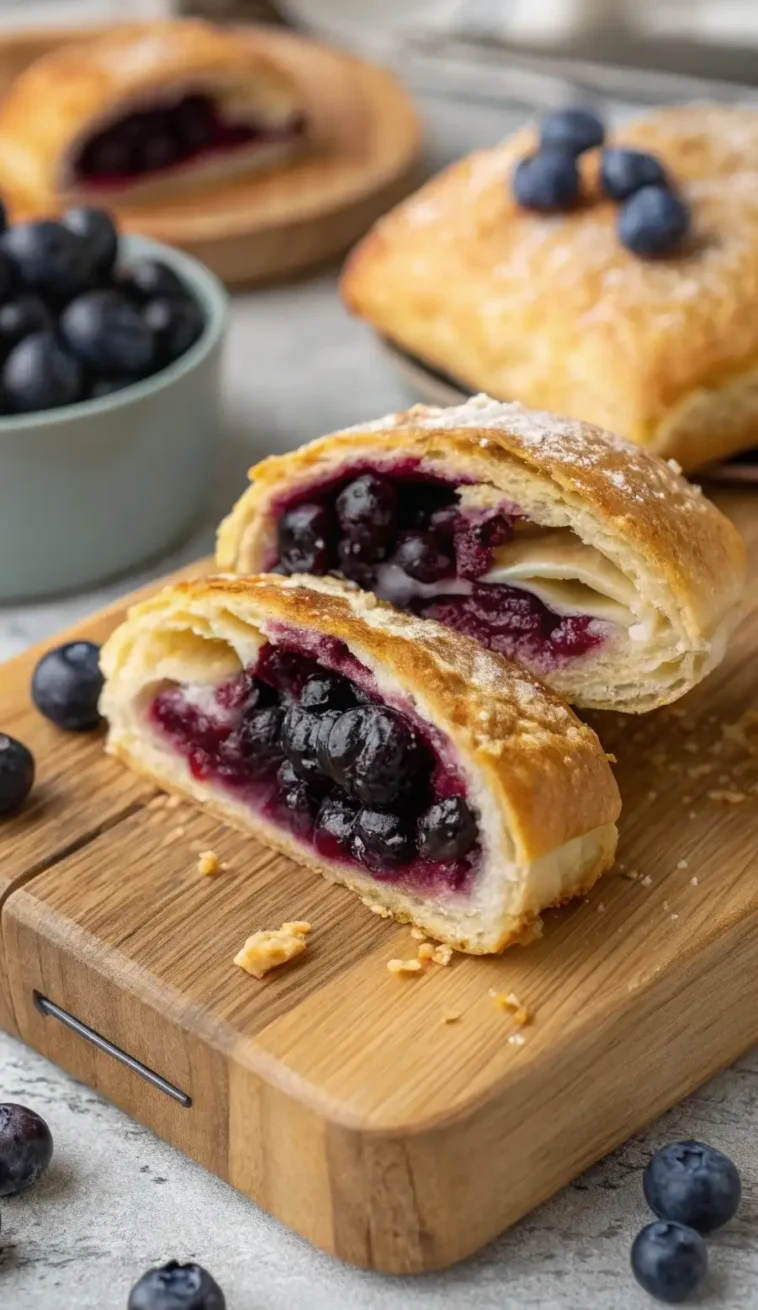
xmin=0 ymin=25 xmax=422 ymax=286
xmin=380 ymin=337 xmax=758 ymax=485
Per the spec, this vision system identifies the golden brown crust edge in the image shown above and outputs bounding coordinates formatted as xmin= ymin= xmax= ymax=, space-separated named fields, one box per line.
xmin=0 ymin=20 xmax=300 ymax=208
xmin=340 ymin=104 xmax=758 ymax=469
xmin=103 ymin=572 xmax=621 ymax=869
xmin=216 ymin=397 xmax=746 ymax=671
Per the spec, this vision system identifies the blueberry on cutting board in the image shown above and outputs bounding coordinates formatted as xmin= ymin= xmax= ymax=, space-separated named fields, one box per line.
xmin=0 ymin=1104 xmax=53 ymax=1195
xmin=128 ymin=1261 xmax=226 ymax=1310
xmin=631 ymin=1221 xmax=707 ymax=1304
xmin=32 ymin=641 xmax=103 ymax=731
xmin=0 ymin=734 xmax=34 ymax=814
xmin=644 ymin=1140 xmax=741 ymax=1233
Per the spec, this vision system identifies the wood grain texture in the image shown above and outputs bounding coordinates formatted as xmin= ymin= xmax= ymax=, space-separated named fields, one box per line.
xmin=1 ymin=494 xmax=757 ymax=1271
xmin=0 ymin=25 xmax=422 ymax=287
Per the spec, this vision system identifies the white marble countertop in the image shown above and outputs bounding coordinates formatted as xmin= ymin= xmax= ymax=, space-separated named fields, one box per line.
xmin=1 ymin=91 xmax=757 ymax=1310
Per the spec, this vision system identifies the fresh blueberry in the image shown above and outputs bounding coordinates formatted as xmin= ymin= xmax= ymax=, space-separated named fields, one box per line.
xmin=540 ymin=107 xmax=605 ymax=155
xmin=0 ymin=1103 xmax=53 ymax=1195
xmin=323 ymin=705 xmax=422 ymax=806
xmin=0 ymin=295 xmax=53 ymax=359
xmin=393 ymin=530 xmax=454 ymax=584
xmin=90 ymin=376 xmax=130 ymax=399
xmin=3 ymin=332 xmax=84 ymax=413
xmin=631 ymin=1221 xmax=707 ymax=1304
xmin=119 ymin=258 xmax=188 ymax=303
xmin=224 ymin=705 xmax=284 ymax=779
xmin=277 ymin=503 xmax=334 ymax=574
xmin=512 ymin=150 xmax=580 ymax=212
xmin=0 ymin=735 xmax=35 ymax=815
xmin=315 ymin=794 xmax=358 ymax=853
xmin=335 ymin=473 xmax=398 ymax=553
xmin=62 ymin=207 xmax=119 ymax=277
xmin=143 ymin=296 xmax=204 ymax=366
xmin=617 ymin=185 xmax=690 ymax=257
xmin=418 ymin=796 xmax=477 ymax=862
xmin=31 ymin=641 xmax=103 ymax=731
xmin=61 ymin=289 xmax=155 ymax=377
xmin=1 ymin=219 xmax=90 ymax=302
xmin=352 ymin=808 xmax=415 ymax=870
xmin=600 ymin=147 xmax=669 ymax=200
xmin=300 ymin=673 xmax=356 ymax=712
xmin=275 ymin=760 xmax=321 ymax=837
xmin=128 ymin=1260 xmax=225 ymax=1310
xmin=281 ymin=705 xmax=324 ymax=783
xmin=644 ymin=1140 xmax=741 ymax=1233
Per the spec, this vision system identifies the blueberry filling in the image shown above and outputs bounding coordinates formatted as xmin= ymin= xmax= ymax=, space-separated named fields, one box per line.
xmin=150 ymin=642 xmax=480 ymax=893
xmin=273 ymin=467 xmax=606 ymax=667
xmin=73 ymin=93 xmax=305 ymax=188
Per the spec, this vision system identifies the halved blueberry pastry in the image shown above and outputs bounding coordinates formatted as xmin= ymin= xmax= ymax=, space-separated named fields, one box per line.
xmin=217 ymin=396 xmax=745 ymax=713
xmin=100 ymin=574 xmax=620 ymax=953
xmin=0 ymin=21 xmax=305 ymax=208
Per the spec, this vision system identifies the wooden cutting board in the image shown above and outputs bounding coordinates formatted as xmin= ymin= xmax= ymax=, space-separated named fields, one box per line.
xmin=1 ymin=490 xmax=758 ymax=1274
xmin=0 ymin=25 xmax=421 ymax=285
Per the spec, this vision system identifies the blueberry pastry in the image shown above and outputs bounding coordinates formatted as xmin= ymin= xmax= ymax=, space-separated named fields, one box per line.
xmin=100 ymin=574 xmax=620 ymax=952
xmin=341 ymin=104 xmax=758 ymax=470
xmin=0 ymin=21 xmax=305 ymax=208
xmin=217 ymin=395 xmax=745 ymax=713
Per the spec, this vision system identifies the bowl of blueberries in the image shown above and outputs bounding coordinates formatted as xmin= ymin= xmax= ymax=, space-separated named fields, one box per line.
xmin=0 ymin=204 xmax=228 ymax=601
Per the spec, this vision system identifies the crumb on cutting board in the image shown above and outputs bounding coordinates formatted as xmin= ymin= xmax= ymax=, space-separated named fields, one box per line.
xmin=387 ymin=958 xmax=423 ymax=975
xmin=197 ymin=850 xmax=221 ymax=877
xmin=234 ymin=922 xmax=311 ymax=980
xmin=489 ymin=989 xmax=531 ymax=1026
xmin=442 ymin=1010 xmax=462 ymax=1025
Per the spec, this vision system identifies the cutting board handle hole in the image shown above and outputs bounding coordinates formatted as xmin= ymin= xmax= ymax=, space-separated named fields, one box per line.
xmin=33 ymin=992 xmax=192 ymax=1108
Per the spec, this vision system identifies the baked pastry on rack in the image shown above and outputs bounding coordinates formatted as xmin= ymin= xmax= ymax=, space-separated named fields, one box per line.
xmin=217 ymin=394 xmax=745 ymax=713
xmin=341 ymin=103 xmax=758 ymax=470
xmin=100 ymin=573 xmax=620 ymax=954
xmin=0 ymin=20 xmax=305 ymax=208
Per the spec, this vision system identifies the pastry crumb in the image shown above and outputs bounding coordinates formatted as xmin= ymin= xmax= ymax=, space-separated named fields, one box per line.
xmin=605 ymin=752 xmax=617 ymax=764
xmin=690 ymin=876 xmax=699 ymax=886
xmin=687 ymin=764 xmax=712 ymax=779
xmin=597 ymin=902 xmax=605 ymax=914
xmin=165 ymin=795 xmax=182 ymax=809
xmin=647 ymin=791 xmax=657 ymax=801
xmin=489 ymin=989 xmax=531 ymax=1026
xmin=708 ymin=789 xmax=746 ymax=804
xmin=670 ymin=913 xmax=680 ymax=921
xmin=688 ymin=810 xmax=697 ymax=819
xmin=667 ymin=457 xmax=683 ymax=474
xmin=433 ymin=944 xmax=453 ymax=966
xmin=640 ymin=874 xmax=653 ymax=888
xmin=442 ymin=1010 xmax=462 ymax=1025
xmin=234 ymin=922 xmax=310 ymax=980
xmin=508 ymin=1032 xmax=526 ymax=1047
xmin=683 ymin=742 xmax=699 ymax=754
xmin=417 ymin=943 xmax=435 ymax=962
xmin=621 ymin=869 xmax=639 ymax=881
xmin=197 ymin=850 xmax=221 ymax=876
xmin=682 ymin=795 xmax=692 ymax=804
xmin=676 ymin=859 xmax=689 ymax=870
xmin=364 ymin=899 xmax=393 ymax=918
xmin=410 ymin=927 xmax=427 ymax=941
xmin=387 ymin=958 xmax=423 ymax=975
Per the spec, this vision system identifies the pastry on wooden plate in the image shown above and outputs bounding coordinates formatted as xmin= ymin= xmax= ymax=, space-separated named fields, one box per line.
xmin=0 ymin=20 xmax=306 ymax=208
xmin=100 ymin=573 xmax=620 ymax=953
xmin=341 ymin=103 xmax=758 ymax=470
xmin=217 ymin=394 xmax=745 ymax=713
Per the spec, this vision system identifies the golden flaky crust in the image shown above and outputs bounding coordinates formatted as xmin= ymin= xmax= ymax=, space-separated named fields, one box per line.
xmin=341 ymin=104 xmax=758 ymax=470
xmin=0 ymin=21 xmax=302 ymax=208
xmin=100 ymin=573 xmax=620 ymax=953
xmin=217 ymin=395 xmax=745 ymax=712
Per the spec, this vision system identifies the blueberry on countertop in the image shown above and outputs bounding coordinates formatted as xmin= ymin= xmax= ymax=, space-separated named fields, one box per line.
xmin=120 ymin=257 xmax=189 ymax=303
xmin=61 ymin=289 xmax=155 ymax=378
xmin=540 ymin=107 xmax=605 ymax=156
xmin=0 ymin=1103 xmax=53 ymax=1195
xmin=617 ymin=185 xmax=690 ymax=257
xmin=62 ymin=206 xmax=118 ymax=277
xmin=32 ymin=640 xmax=103 ymax=731
xmin=600 ymin=147 xmax=669 ymax=200
xmin=0 ymin=219 xmax=91 ymax=302
xmin=128 ymin=1261 xmax=226 ymax=1310
xmin=631 ymin=1221 xmax=707 ymax=1304
xmin=143 ymin=295 xmax=204 ymax=366
xmin=512 ymin=150 xmax=580 ymax=213
xmin=644 ymin=1140 xmax=741 ymax=1233
xmin=0 ymin=734 xmax=35 ymax=815
xmin=3 ymin=331 xmax=84 ymax=413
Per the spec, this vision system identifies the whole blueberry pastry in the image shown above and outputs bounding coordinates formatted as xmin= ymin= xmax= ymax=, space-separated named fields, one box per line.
xmin=217 ymin=395 xmax=745 ymax=713
xmin=100 ymin=574 xmax=620 ymax=953
xmin=0 ymin=20 xmax=305 ymax=208
xmin=341 ymin=104 xmax=758 ymax=470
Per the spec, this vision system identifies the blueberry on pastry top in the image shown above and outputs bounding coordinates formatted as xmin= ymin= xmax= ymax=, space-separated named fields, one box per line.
xmin=0 ymin=20 xmax=306 ymax=209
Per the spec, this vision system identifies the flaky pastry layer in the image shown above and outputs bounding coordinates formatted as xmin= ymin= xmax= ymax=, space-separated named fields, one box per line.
xmin=341 ymin=103 xmax=758 ymax=469
xmin=217 ymin=395 xmax=746 ymax=713
xmin=100 ymin=573 xmax=620 ymax=953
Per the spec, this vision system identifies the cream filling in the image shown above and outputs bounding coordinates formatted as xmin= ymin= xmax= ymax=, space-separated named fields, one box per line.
xmin=482 ymin=530 xmax=639 ymax=628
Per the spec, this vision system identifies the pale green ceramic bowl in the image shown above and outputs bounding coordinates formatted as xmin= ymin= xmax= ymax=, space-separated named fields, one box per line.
xmin=0 ymin=234 xmax=228 ymax=601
